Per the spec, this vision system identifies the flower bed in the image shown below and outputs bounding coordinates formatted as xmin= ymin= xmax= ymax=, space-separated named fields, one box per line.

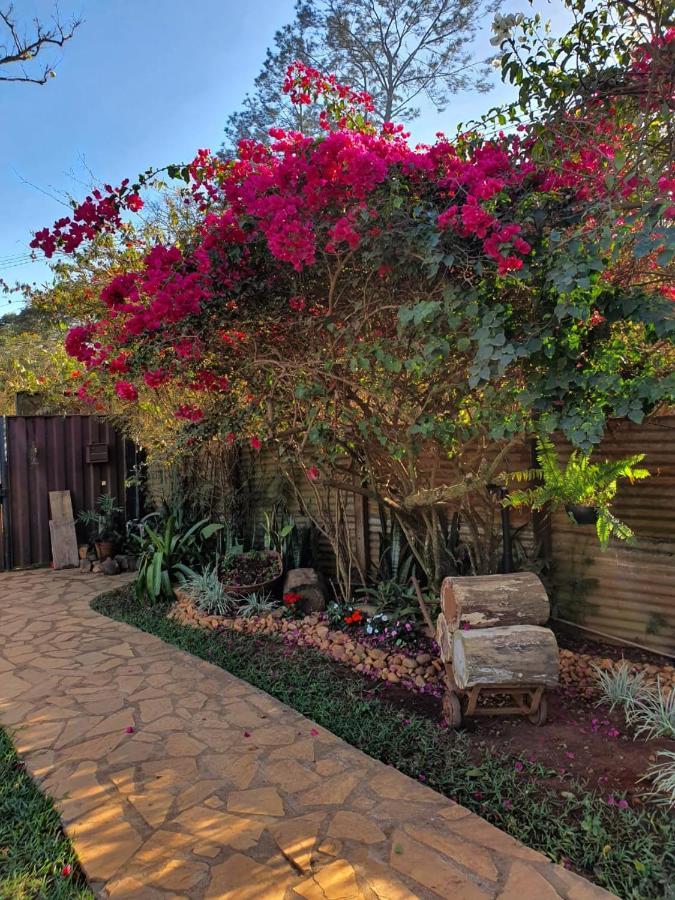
xmin=170 ymin=591 xmax=675 ymax=699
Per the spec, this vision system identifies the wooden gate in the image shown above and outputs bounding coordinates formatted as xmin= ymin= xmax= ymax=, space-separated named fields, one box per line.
xmin=0 ymin=415 xmax=140 ymax=570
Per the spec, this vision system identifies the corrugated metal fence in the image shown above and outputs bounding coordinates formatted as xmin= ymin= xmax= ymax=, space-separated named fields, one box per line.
xmin=0 ymin=415 xmax=135 ymax=569
xmin=551 ymin=417 xmax=675 ymax=656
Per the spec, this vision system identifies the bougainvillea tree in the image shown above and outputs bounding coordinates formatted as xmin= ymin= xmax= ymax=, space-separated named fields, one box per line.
xmin=31 ymin=0 xmax=674 ymax=582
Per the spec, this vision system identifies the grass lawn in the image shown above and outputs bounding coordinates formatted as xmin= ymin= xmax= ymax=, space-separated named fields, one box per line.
xmin=0 ymin=728 xmax=92 ymax=899
xmin=93 ymin=585 xmax=675 ymax=900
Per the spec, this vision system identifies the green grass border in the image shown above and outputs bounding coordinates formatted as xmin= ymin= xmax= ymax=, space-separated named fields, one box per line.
xmin=92 ymin=585 xmax=675 ymax=899
xmin=0 ymin=727 xmax=92 ymax=899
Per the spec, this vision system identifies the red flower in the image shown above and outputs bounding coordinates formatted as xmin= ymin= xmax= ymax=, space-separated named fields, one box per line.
xmin=283 ymin=592 xmax=302 ymax=605
xmin=306 ymin=465 xmax=319 ymax=481
xmin=114 ymin=380 xmax=138 ymax=402
xmin=125 ymin=193 xmax=143 ymax=211
xmin=250 ymin=436 xmax=262 ymax=451
xmin=61 ymin=864 xmax=72 ymax=877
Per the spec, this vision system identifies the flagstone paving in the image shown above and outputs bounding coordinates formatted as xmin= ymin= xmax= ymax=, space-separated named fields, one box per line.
xmin=0 ymin=569 xmax=615 ymax=899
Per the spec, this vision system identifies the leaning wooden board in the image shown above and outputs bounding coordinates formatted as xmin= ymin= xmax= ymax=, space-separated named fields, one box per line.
xmin=48 ymin=490 xmax=79 ymax=569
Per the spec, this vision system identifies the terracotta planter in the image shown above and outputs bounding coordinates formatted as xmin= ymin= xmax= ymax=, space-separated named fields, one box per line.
xmin=95 ymin=540 xmax=115 ymax=561
xmin=565 ymin=504 xmax=599 ymax=526
xmin=221 ymin=551 xmax=283 ymax=598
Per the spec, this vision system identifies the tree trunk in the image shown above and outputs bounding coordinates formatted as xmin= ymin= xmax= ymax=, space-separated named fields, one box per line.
xmin=452 ymin=625 xmax=559 ymax=690
xmin=441 ymin=572 xmax=549 ymax=631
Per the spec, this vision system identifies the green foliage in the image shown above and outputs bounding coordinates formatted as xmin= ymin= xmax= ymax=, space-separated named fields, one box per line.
xmin=642 ymin=751 xmax=675 ymax=809
xmin=507 ymin=438 xmax=650 ymax=548
xmin=93 ymin=585 xmax=675 ymax=899
xmin=262 ymin=507 xmax=296 ymax=560
xmin=594 ymin=663 xmax=648 ymax=712
xmin=628 ymin=682 xmax=675 ymax=743
xmin=597 ymin=667 xmax=675 ymax=806
xmin=182 ymin=563 xmax=235 ymax=615
xmin=134 ymin=516 xmax=224 ymax=602
xmin=357 ymin=579 xmax=419 ymax=621
xmin=237 ymin=591 xmax=279 ymax=618
xmin=0 ymin=728 xmax=92 ymax=899
xmin=76 ymin=494 xmax=123 ymax=542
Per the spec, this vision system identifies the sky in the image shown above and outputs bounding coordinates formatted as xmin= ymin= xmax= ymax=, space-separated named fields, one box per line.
xmin=0 ymin=0 xmax=570 ymax=314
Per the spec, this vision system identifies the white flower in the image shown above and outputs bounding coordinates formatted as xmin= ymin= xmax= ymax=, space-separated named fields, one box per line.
xmin=490 ymin=12 xmax=524 ymax=46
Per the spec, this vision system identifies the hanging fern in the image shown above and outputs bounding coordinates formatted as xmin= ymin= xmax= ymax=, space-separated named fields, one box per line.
xmin=505 ymin=438 xmax=649 ymax=549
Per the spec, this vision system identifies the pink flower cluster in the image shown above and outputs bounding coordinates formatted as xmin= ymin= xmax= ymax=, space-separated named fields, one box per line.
xmin=30 ymin=181 xmax=143 ymax=257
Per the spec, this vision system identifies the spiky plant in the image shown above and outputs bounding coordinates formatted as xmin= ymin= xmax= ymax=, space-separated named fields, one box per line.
xmin=628 ymin=679 xmax=675 ymax=741
xmin=183 ymin=563 xmax=236 ymax=616
xmin=640 ymin=750 xmax=675 ymax=807
xmin=237 ymin=591 xmax=279 ymax=618
xmin=594 ymin=662 xmax=648 ymax=711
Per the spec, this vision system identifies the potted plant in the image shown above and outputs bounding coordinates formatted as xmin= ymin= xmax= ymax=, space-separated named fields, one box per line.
xmin=77 ymin=494 xmax=123 ymax=560
xmin=220 ymin=549 xmax=283 ymax=597
xmin=506 ymin=438 xmax=649 ymax=548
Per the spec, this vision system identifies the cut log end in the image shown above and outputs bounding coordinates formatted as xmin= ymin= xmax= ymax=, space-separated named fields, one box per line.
xmin=441 ymin=573 xmax=550 ymax=631
xmin=452 ymin=625 xmax=559 ymax=690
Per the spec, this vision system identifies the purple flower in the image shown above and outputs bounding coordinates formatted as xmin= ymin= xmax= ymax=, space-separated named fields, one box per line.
xmin=502 ymin=798 xmax=513 ymax=810
xmin=606 ymin=795 xmax=615 ymax=806
xmin=514 ymin=761 xmax=524 ymax=772
xmin=617 ymin=799 xmax=629 ymax=810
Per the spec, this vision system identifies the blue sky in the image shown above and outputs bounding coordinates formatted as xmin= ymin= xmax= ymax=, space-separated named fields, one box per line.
xmin=0 ymin=0 xmax=569 ymax=312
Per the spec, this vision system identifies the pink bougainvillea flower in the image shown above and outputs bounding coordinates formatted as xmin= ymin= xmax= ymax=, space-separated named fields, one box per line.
xmin=306 ymin=465 xmax=319 ymax=480
xmin=243 ymin=730 xmax=251 ymax=738
xmin=250 ymin=436 xmax=262 ymax=451
xmin=310 ymin=728 xmax=319 ymax=736
xmin=114 ymin=380 xmax=138 ymax=402
xmin=125 ymin=726 xmax=134 ymax=734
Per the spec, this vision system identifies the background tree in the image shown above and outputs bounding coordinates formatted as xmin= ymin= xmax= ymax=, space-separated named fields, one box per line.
xmin=223 ymin=1 xmax=333 ymax=148
xmin=223 ymin=0 xmax=499 ymax=151
xmin=0 ymin=4 xmax=80 ymax=85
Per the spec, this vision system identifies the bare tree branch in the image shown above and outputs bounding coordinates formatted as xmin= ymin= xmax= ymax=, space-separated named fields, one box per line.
xmin=0 ymin=3 xmax=81 ymax=85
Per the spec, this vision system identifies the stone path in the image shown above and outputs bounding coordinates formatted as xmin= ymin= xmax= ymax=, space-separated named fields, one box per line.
xmin=0 ymin=569 xmax=614 ymax=899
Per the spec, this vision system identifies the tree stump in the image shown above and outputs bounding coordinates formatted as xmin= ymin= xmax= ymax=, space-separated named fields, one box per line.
xmin=441 ymin=572 xmax=549 ymax=631
xmin=451 ymin=625 xmax=559 ymax=690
